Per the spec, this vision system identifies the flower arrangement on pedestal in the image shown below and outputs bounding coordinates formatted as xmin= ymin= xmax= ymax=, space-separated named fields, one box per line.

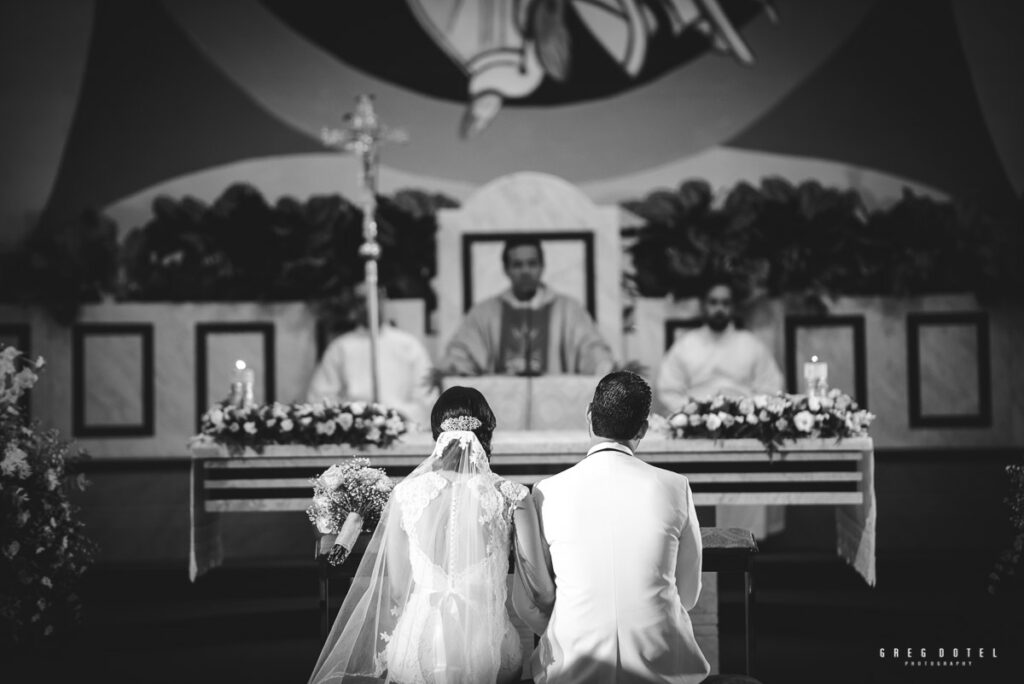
xmin=307 ymin=458 xmax=393 ymax=566
xmin=664 ymin=388 xmax=874 ymax=454
xmin=193 ymin=400 xmax=408 ymax=456
xmin=0 ymin=347 xmax=95 ymax=649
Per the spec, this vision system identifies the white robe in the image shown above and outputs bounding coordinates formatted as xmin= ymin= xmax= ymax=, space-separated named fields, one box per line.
xmin=656 ymin=323 xmax=786 ymax=539
xmin=306 ymin=325 xmax=437 ymax=426
xmin=521 ymin=442 xmax=710 ymax=684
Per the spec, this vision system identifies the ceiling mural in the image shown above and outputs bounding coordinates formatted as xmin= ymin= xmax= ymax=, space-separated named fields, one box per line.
xmin=264 ymin=0 xmax=773 ymax=137
xmin=2 ymin=0 xmax=1017 ymax=241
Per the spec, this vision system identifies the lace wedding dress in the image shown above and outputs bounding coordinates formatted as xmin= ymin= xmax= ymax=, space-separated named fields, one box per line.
xmin=309 ymin=431 xmax=527 ymax=684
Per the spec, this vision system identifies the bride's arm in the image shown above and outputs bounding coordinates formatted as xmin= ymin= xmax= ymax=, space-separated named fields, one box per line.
xmin=384 ymin=502 xmax=411 ymax=596
xmin=511 ymin=489 xmax=555 ymax=635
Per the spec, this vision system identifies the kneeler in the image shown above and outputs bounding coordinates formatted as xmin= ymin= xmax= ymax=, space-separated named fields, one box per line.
xmin=317 ymin=528 xmax=759 ymax=676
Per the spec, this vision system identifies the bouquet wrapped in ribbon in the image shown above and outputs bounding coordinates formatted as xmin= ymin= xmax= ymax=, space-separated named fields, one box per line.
xmin=307 ymin=458 xmax=393 ymax=565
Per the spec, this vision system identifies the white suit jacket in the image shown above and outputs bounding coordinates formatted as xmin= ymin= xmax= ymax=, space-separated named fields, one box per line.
xmin=526 ymin=441 xmax=710 ymax=684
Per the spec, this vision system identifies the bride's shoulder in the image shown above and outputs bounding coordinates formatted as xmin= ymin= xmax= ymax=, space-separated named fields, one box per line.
xmin=494 ymin=476 xmax=528 ymax=505
xmin=394 ymin=471 xmax=448 ymax=501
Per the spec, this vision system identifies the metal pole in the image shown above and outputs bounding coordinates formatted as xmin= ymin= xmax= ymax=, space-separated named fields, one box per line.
xmin=322 ymin=95 xmax=406 ymax=405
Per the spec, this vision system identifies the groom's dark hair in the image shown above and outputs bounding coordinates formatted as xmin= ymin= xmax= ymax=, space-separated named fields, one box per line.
xmin=589 ymin=371 xmax=652 ymax=441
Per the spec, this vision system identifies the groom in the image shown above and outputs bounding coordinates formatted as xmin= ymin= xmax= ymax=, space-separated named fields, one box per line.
xmin=513 ymin=371 xmax=710 ymax=684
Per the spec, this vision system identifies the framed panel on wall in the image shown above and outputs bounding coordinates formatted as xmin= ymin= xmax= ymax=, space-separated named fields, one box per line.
xmin=907 ymin=312 xmax=991 ymax=428
xmin=72 ymin=323 xmax=155 ymax=437
xmin=461 ymin=231 xmax=596 ymax=319
xmin=0 ymin=323 xmax=32 ymax=419
xmin=195 ymin=323 xmax=276 ymax=432
xmin=785 ymin=315 xmax=867 ymax=407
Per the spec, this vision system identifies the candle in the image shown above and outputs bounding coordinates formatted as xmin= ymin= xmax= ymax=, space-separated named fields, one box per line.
xmin=804 ymin=355 xmax=828 ymax=397
xmin=234 ymin=359 xmax=255 ymax=386
xmin=234 ymin=360 xmax=255 ymax=406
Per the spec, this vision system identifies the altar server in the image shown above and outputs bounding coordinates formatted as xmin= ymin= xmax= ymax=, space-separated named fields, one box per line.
xmin=307 ymin=284 xmax=436 ymax=426
xmin=657 ymin=277 xmax=785 ymax=539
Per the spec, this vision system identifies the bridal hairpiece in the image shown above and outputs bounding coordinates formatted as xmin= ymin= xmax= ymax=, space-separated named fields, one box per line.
xmin=440 ymin=416 xmax=482 ymax=432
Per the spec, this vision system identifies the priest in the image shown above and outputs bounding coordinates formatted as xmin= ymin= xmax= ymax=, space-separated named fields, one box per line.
xmin=440 ymin=237 xmax=614 ymax=376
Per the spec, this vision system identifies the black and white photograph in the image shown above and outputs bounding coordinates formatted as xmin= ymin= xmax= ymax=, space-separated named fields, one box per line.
xmin=1 ymin=1 xmax=1022 ymax=682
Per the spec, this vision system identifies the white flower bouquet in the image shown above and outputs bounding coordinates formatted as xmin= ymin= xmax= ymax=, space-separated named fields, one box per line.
xmin=307 ymin=458 xmax=393 ymax=565
xmin=664 ymin=388 xmax=874 ymax=455
xmin=195 ymin=400 xmax=407 ymax=456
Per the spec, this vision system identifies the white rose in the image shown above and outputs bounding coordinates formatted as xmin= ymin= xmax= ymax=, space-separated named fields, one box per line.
xmin=316 ymin=515 xmax=334 ymax=534
xmin=720 ymin=412 xmax=735 ymax=428
xmin=243 ymin=422 xmax=257 ymax=435
xmin=688 ymin=414 xmax=703 ymax=427
xmin=807 ymin=396 xmax=821 ymax=412
xmin=337 ymin=413 xmax=354 ymax=431
xmin=366 ymin=427 xmax=382 ymax=442
xmin=704 ymin=414 xmax=722 ymax=431
xmin=321 ymin=466 xmax=343 ymax=489
xmin=753 ymin=395 xmax=768 ymax=409
xmin=669 ymin=413 xmax=688 ymax=428
xmin=794 ymin=410 xmax=815 ymax=433
xmin=738 ymin=398 xmax=755 ymax=416
xmin=280 ymin=418 xmax=294 ymax=432
xmin=349 ymin=402 xmax=366 ymax=416
xmin=746 ymin=414 xmax=759 ymax=425
xmin=208 ymin=409 xmax=225 ymax=426
xmin=316 ymin=421 xmax=337 ymax=436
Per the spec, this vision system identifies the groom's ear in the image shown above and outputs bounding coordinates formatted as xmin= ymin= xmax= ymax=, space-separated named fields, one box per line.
xmin=635 ymin=419 xmax=649 ymax=441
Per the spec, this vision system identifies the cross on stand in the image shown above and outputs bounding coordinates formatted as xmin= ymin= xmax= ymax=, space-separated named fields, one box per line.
xmin=322 ymin=95 xmax=408 ymax=403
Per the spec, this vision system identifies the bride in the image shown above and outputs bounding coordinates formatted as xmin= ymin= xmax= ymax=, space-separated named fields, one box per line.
xmin=309 ymin=386 xmax=545 ymax=683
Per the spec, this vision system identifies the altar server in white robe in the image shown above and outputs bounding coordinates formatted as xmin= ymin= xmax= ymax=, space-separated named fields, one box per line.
xmin=440 ymin=237 xmax=614 ymax=376
xmin=307 ymin=284 xmax=437 ymax=426
xmin=657 ymin=278 xmax=786 ymax=539
xmin=513 ymin=371 xmax=710 ymax=684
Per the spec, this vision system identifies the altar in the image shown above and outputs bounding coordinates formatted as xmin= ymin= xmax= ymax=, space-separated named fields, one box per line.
xmin=190 ymin=432 xmax=875 ymax=674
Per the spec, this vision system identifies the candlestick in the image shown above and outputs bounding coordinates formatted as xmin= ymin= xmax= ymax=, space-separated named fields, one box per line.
xmin=803 ymin=355 xmax=828 ymax=398
xmin=233 ymin=360 xmax=255 ymax=407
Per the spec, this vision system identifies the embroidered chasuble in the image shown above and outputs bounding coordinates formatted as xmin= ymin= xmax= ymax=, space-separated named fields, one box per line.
xmin=497 ymin=301 xmax=552 ymax=374
xmin=441 ymin=286 xmax=613 ymax=376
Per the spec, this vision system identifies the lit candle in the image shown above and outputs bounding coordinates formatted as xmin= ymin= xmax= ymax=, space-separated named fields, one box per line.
xmin=803 ymin=355 xmax=828 ymax=397
xmin=234 ymin=359 xmax=254 ymax=386
xmin=234 ymin=360 xmax=256 ymax=406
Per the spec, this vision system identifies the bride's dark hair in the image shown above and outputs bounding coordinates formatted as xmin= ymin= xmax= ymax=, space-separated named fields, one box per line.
xmin=430 ymin=386 xmax=497 ymax=456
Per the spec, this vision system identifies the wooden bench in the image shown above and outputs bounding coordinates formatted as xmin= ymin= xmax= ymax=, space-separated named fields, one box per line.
xmin=314 ymin=527 xmax=759 ymax=675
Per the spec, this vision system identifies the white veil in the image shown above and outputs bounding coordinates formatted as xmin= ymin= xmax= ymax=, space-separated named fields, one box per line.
xmin=309 ymin=429 xmax=516 ymax=683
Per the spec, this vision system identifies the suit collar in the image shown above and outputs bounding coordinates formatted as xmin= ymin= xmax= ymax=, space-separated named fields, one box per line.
xmin=587 ymin=441 xmax=634 ymax=458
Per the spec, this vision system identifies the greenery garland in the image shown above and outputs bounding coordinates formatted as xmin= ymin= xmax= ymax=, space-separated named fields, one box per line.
xmin=626 ymin=178 xmax=1022 ymax=303
xmin=2 ymin=178 xmax=1020 ymax=324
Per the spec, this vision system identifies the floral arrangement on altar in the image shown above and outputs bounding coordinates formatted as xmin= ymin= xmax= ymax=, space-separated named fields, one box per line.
xmin=1 ymin=346 xmax=95 ymax=649
xmin=194 ymin=400 xmax=408 ymax=456
xmin=989 ymin=463 xmax=1024 ymax=595
xmin=308 ymin=458 xmax=393 ymax=565
xmin=664 ymin=388 xmax=874 ymax=454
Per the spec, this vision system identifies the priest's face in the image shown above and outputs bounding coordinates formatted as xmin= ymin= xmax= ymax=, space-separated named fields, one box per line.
xmin=504 ymin=245 xmax=544 ymax=300
xmin=702 ymin=284 xmax=734 ymax=332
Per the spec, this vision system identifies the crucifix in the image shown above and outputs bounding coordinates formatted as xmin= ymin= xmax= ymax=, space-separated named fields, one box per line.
xmin=322 ymin=95 xmax=408 ymax=403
